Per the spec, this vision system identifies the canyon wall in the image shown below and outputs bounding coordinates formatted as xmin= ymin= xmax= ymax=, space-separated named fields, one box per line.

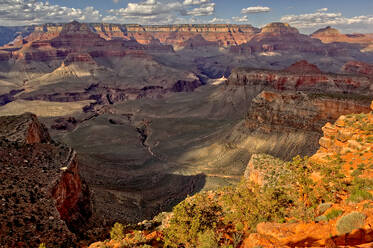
xmin=224 ymin=60 xmax=372 ymax=159
xmin=228 ymin=66 xmax=373 ymax=96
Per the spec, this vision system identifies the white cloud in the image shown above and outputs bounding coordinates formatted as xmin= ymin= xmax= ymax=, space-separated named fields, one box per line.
xmin=0 ymin=0 xmax=102 ymax=25
xmin=0 ymin=0 xmax=218 ymax=26
xmin=109 ymin=0 xmax=183 ymax=17
xmin=183 ymin=0 xmax=210 ymax=6
xmin=317 ymin=8 xmax=328 ymax=12
xmin=241 ymin=6 xmax=271 ymax=14
xmin=208 ymin=17 xmax=230 ymax=23
xmin=232 ymin=15 xmax=248 ymax=22
xmin=280 ymin=10 xmax=373 ymax=33
xmin=186 ymin=3 xmax=215 ymax=16
xmin=105 ymin=0 xmax=215 ymax=24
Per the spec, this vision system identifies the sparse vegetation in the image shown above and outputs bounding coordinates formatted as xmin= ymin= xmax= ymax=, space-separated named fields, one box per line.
xmin=164 ymin=192 xmax=223 ymax=247
xmin=110 ymin=222 xmax=125 ymax=241
xmin=197 ymin=229 xmax=220 ymax=248
xmin=325 ymin=209 xmax=343 ymax=221
xmin=336 ymin=212 xmax=366 ymax=234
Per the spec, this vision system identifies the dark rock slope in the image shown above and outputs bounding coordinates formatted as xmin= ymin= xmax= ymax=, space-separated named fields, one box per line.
xmin=0 ymin=113 xmax=92 ymax=247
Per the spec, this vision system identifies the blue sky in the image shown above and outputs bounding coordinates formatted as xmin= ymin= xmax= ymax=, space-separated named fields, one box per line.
xmin=0 ymin=0 xmax=373 ymax=33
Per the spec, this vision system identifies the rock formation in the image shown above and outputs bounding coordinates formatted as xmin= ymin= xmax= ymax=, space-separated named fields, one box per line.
xmin=245 ymin=90 xmax=371 ymax=134
xmin=242 ymin=101 xmax=373 ymax=248
xmin=0 ymin=113 xmax=92 ymax=247
xmin=228 ymin=61 xmax=373 ymax=95
xmin=312 ymin=26 xmax=373 ymax=52
xmin=342 ymin=61 xmax=373 ymax=77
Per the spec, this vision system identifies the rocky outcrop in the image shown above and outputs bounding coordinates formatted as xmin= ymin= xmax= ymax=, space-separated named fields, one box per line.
xmin=311 ymin=26 xmax=373 ymax=51
xmin=342 ymin=61 xmax=373 ymax=77
xmin=244 ymin=213 xmax=373 ymax=247
xmin=242 ymin=101 xmax=373 ymax=248
xmin=246 ymin=91 xmax=372 ymax=134
xmin=0 ymin=113 xmax=92 ymax=247
xmin=285 ymin=60 xmax=322 ymax=74
xmin=310 ymin=101 xmax=373 ymax=169
xmin=244 ymin=154 xmax=286 ymax=186
xmin=260 ymin=22 xmax=299 ymax=34
xmin=228 ymin=62 xmax=373 ymax=95
xmin=0 ymin=112 xmax=51 ymax=144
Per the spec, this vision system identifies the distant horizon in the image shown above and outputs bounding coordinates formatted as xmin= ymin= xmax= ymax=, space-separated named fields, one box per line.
xmin=0 ymin=0 xmax=372 ymax=34
xmin=1 ymin=21 xmax=372 ymax=35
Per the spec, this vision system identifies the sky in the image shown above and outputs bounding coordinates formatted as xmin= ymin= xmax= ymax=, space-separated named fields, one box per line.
xmin=0 ymin=0 xmax=373 ymax=33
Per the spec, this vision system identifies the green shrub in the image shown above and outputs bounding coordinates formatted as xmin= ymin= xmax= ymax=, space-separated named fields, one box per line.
xmin=197 ymin=229 xmax=220 ymax=248
xmin=325 ymin=209 xmax=343 ymax=221
xmin=336 ymin=212 xmax=366 ymax=234
xmin=348 ymin=177 xmax=373 ymax=203
xmin=348 ymin=189 xmax=373 ymax=203
xmin=133 ymin=231 xmax=147 ymax=244
xmin=164 ymin=192 xmax=223 ymax=247
xmin=110 ymin=222 xmax=124 ymax=241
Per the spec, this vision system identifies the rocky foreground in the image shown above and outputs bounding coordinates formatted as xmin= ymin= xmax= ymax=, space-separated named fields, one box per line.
xmin=90 ymin=101 xmax=373 ymax=247
xmin=0 ymin=113 xmax=95 ymax=247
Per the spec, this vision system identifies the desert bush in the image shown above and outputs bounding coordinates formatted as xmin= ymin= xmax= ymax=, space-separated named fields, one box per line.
xmin=325 ymin=209 xmax=343 ymax=221
xmin=348 ymin=177 xmax=373 ymax=202
xmin=197 ymin=229 xmax=220 ymax=248
xmin=110 ymin=222 xmax=124 ymax=241
xmin=336 ymin=212 xmax=366 ymax=234
xmin=164 ymin=192 xmax=223 ymax=247
xmin=132 ymin=231 xmax=147 ymax=244
xmin=348 ymin=189 xmax=373 ymax=203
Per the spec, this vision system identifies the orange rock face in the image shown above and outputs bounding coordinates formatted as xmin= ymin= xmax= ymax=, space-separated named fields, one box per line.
xmin=50 ymin=151 xmax=92 ymax=233
xmin=242 ymin=101 xmax=373 ymax=248
xmin=310 ymin=102 xmax=373 ymax=172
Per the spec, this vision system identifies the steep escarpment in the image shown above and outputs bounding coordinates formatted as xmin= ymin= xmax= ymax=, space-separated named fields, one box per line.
xmin=246 ymin=90 xmax=371 ymax=134
xmin=0 ymin=113 xmax=93 ymax=247
xmin=11 ymin=21 xmax=173 ymax=63
xmin=224 ymin=61 xmax=372 ymax=159
xmin=228 ymin=61 xmax=373 ymax=95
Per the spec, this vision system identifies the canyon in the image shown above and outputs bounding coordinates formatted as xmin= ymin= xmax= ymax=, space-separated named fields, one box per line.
xmin=0 ymin=20 xmax=372 ymax=247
